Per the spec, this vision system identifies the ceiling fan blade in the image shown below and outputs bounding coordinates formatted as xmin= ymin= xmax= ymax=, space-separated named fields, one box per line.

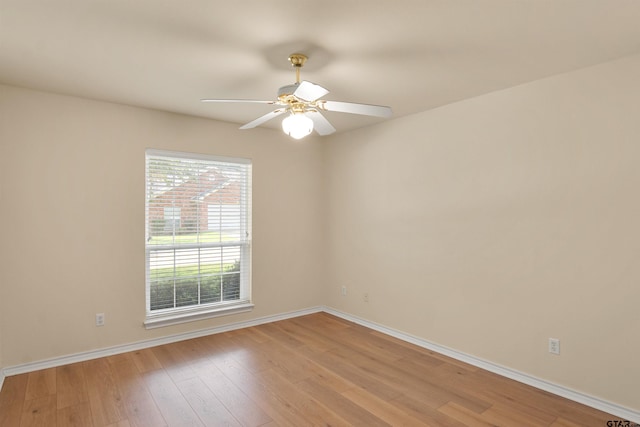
xmin=305 ymin=111 xmax=336 ymax=136
xmin=201 ymin=99 xmax=276 ymax=104
xmin=319 ymin=100 xmax=392 ymax=118
xmin=293 ymin=81 xmax=330 ymax=102
xmin=239 ymin=109 xmax=286 ymax=129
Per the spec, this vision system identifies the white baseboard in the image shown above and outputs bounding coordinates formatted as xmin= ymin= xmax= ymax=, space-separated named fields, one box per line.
xmin=322 ymin=306 xmax=640 ymax=424
xmin=1 ymin=306 xmax=323 ymax=378
xmin=1 ymin=305 xmax=637 ymax=423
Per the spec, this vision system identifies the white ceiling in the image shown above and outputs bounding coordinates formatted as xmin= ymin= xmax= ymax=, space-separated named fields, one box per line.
xmin=2 ymin=0 xmax=640 ymax=134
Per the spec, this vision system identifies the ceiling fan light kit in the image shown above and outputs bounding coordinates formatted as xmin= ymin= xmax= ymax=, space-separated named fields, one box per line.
xmin=282 ymin=111 xmax=314 ymax=139
xmin=202 ymin=53 xmax=392 ymax=139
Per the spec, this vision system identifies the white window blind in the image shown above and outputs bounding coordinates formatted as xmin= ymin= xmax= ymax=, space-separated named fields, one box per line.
xmin=145 ymin=149 xmax=252 ymax=325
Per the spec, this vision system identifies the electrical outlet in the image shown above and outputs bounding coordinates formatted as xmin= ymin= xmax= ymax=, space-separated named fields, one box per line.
xmin=96 ymin=313 xmax=105 ymax=327
xmin=341 ymin=286 xmax=347 ymax=296
xmin=549 ymin=338 xmax=560 ymax=355
xmin=363 ymin=292 xmax=369 ymax=303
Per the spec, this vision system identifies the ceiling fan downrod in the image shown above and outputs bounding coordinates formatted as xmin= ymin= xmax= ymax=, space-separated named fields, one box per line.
xmin=288 ymin=53 xmax=307 ymax=84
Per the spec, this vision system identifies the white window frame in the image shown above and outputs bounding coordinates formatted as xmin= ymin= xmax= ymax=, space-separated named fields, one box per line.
xmin=144 ymin=149 xmax=253 ymax=329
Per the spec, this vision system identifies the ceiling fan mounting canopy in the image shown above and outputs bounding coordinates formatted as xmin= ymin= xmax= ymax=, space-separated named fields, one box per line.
xmin=201 ymin=53 xmax=392 ymax=138
xmin=288 ymin=53 xmax=308 ymax=69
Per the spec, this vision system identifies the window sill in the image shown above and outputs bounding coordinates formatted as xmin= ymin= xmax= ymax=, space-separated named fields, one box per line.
xmin=144 ymin=302 xmax=254 ymax=329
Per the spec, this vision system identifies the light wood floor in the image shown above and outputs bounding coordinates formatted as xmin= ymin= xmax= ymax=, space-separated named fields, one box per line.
xmin=0 ymin=312 xmax=625 ymax=426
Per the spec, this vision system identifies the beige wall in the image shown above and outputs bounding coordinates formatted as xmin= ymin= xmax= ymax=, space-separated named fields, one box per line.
xmin=1 ymin=52 xmax=639 ymax=412
xmin=0 ymin=109 xmax=5 ymax=374
xmin=0 ymin=84 xmax=326 ymax=367
xmin=325 ymin=54 xmax=640 ymax=411
xmin=0 ymin=290 xmax=3 ymax=374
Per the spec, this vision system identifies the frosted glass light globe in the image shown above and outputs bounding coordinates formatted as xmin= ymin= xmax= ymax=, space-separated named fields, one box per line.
xmin=282 ymin=113 xmax=313 ymax=139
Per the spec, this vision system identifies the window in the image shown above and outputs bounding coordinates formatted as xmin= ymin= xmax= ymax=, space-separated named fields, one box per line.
xmin=145 ymin=149 xmax=252 ymax=328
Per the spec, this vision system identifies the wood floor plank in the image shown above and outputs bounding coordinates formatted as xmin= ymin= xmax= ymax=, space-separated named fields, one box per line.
xmin=0 ymin=373 xmax=28 ymax=427
xmin=129 ymin=348 xmax=163 ymax=374
xmin=550 ymin=417 xmax=586 ymax=427
xmin=438 ymin=402 xmax=498 ymax=427
xmin=222 ymin=333 xmax=276 ymax=374
xmin=107 ymin=352 xmax=133 ymax=366
xmin=327 ymin=344 xmax=447 ymax=405
xmin=253 ymin=322 xmax=305 ymax=349
xmin=330 ymin=343 xmax=490 ymax=413
xmin=0 ymin=373 xmax=28 ymax=407
xmin=176 ymin=377 xmax=242 ymax=427
xmin=294 ymin=344 xmax=403 ymax=402
xmin=20 ymin=395 xmax=57 ymax=427
xmin=199 ymin=332 xmax=246 ymax=355
xmin=297 ymin=377 xmax=390 ymax=427
xmin=539 ymin=392 xmax=623 ymax=427
xmin=238 ymin=325 xmax=272 ymax=344
xmin=334 ymin=327 xmax=426 ymax=365
xmin=341 ymin=386 xmax=427 ymax=426
xmin=24 ymin=368 xmax=56 ymax=401
xmin=142 ymin=370 xmax=203 ymax=427
xmin=290 ymin=347 xmax=356 ymax=394
xmin=196 ymin=362 xmax=273 ymax=427
xmin=296 ymin=317 xmax=490 ymax=414
xmin=552 ymin=404 xmax=625 ymax=427
xmin=56 ymin=363 xmax=88 ymax=410
xmin=57 ymin=402 xmax=94 ymax=427
xmin=83 ymin=358 xmax=127 ymax=426
xmin=467 ymin=369 xmax=618 ymax=427
xmin=215 ymin=358 xmax=311 ymax=427
xmin=298 ymin=312 xmax=353 ymax=333
xmin=0 ymin=400 xmax=24 ymax=427
xmin=389 ymin=394 xmax=469 ymax=427
xmin=150 ymin=343 xmax=199 ymax=384
xmin=110 ymin=359 xmax=167 ymax=427
xmin=481 ymin=402 xmax=550 ymax=427
xmin=254 ymin=368 xmax=350 ymax=426
xmin=255 ymin=340 xmax=318 ymax=384
xmin=0 ymin=313 xmax=630 ymax=426
xmin=275 ymin=317 xmax=338 ymax=352
xmin=369 ymin=330 xmax=479 ymax=372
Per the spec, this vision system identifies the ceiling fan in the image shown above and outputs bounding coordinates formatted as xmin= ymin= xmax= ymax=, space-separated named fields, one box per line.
xmin=201 ymin=53 xmax=392 ymax=139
